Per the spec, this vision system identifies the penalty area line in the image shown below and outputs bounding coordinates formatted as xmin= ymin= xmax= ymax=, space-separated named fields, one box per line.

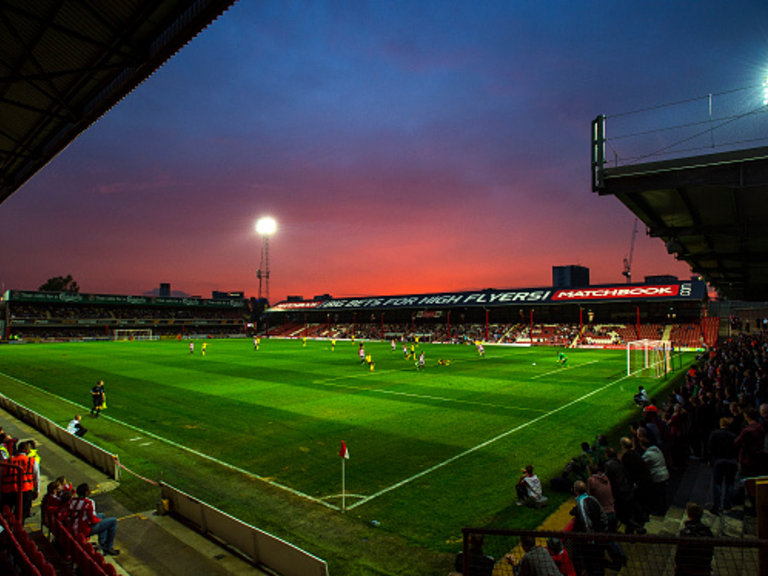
xmin=530 ymin=359 xmax=600 ymax=380
xmin=347 ymin=369 xmax=634 ymax=510
xmin=0 ymin=371 xmax=340 ymax=511
xmin=313 ymin=375 xmax=546 ymax=413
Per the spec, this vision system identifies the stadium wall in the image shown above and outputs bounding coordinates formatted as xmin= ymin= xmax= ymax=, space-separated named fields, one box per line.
xmin=0 ymin=393 xmax=118 ymax=479
xmin=160 ymin=484 xmax=328 ymax=576
xmin=0 ymin=390 xmax=328 ymax=576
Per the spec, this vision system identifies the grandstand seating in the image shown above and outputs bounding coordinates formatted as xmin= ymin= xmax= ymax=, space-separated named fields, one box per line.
xmin=51 ymin=517 xmax=117 ymax=576
xmin=0 ymin=501 xmax=118 ymax=576
xmin=636 ymin=323 xmax=663 ymax=340
xmin=669 ymin=322 xmax=704 ymax=348
xmin=0 ymin=506 xmax=55 ymax=576
xmin=273 ymin=320 xmax=717 ymax=350
xmin=701 ymin=317 xmax=720 ymax=347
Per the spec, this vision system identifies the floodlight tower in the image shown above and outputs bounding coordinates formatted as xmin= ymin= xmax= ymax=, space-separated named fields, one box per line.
xmin=255 ymin=216 xmax=277 ymax=303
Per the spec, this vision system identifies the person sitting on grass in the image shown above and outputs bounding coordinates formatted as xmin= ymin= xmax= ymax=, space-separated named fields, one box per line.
xmin=67 ymin=415 xmax=87 ymax=437
xmin=634 ymin=386 xmax=650 ymax=408
xmin=516 ymin=464 xmax=548 ymax=508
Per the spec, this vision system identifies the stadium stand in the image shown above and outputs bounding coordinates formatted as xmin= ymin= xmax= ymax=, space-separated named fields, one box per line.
xmin=0 ymin=505 xmax=55 ymax=576
xmin=0 ymin=412 xmax=271 ymax=576
xmin=260 ymin=320 xmax=717 ymax=350
xmin=2 ymin=290 xmax=248 ymax=341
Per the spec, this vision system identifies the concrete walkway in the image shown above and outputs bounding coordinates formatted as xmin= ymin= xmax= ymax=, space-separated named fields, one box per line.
xmin=1 ymin=408 xmax=268 ymax=576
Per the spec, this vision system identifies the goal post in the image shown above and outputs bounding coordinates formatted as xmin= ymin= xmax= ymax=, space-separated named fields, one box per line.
xmin=114 ymin=328 xmax=154 ymax=341
xmin=627 ymin=339 xmax=671 ymax=377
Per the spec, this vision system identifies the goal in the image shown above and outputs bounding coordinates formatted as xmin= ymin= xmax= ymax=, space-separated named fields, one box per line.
xmin=114 ymin=328 xmax=154 ymax=341
xmin=626 ymin=339 xmax=671 ymax=377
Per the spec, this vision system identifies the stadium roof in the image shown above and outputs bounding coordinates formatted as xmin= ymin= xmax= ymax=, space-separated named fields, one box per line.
xmin=0 ymin=0 xmax=239 ymax=205
xmin=595 ymin=145 xmax=768 ymax=302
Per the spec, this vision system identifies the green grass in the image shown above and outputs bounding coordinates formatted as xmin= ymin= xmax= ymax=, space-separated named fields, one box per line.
xmin=0 ymin=339 xmax=694 ymax=575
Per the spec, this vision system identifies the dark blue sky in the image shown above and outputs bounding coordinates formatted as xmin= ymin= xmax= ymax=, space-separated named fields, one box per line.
xmin=2 ymin=0 xmax=767 ymax=300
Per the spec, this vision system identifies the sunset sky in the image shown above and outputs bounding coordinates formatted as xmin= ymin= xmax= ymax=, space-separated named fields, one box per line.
xmin=1 ymin=1 xmax=767 ymax=302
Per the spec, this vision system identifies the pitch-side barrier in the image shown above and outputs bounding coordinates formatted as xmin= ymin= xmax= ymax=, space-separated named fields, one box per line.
xmin=0 ymin=393 xmax=328 ymax=576
xmin=160 ymin=483 xmax=328 ymax=576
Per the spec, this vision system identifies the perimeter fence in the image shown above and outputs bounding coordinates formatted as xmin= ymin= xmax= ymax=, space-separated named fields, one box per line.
xmin=459 ymin=527 xmax=766 ymax=576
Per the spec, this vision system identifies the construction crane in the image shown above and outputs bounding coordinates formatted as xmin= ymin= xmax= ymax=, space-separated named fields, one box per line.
xmin=622 ymin=219 xmax=638 ymax=283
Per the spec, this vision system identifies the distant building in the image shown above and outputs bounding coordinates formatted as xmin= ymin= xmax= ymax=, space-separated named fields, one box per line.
xmin=159 ymin=283 xmax=171 ymax=297
xmin=212 ymin=291 xmax=245 ymax=300
xmin=644 ymin=275 xmax=678 ymax=284
xmin=286 ymin=295 xmax=303 ymax=302
xmin=552 ymin=265 xmax=590 ymax=288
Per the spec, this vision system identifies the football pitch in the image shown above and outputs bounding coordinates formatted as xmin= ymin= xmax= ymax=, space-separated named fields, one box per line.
xmin=0 ymin=339 xmax=693 ymax=572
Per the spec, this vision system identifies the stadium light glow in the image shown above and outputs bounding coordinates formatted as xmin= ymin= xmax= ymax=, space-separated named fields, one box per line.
xmin=255 ymin=216 xmax=277 ymax=236
xmin=764 ymin=78 xmax=768 ymax=106
xmin=255 ymin=216 xmax=277 ymax=303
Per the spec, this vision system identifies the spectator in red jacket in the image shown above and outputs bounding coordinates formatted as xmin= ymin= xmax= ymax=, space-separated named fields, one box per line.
xmin=66 ymin=483 xmax=120 ymax=556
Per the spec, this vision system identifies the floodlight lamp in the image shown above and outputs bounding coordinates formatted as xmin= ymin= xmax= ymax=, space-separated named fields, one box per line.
xmin=256 ymin=217 xmax=277 ymax=236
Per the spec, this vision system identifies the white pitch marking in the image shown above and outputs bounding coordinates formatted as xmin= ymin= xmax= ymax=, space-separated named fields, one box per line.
xmin=311 ymin=377 xmax=547 ymax=412
xmin=0 ymin=370 xmax=340 ymax=511
xmin=347 ymin=368 xmax=634 ymax=510
xmin=530 ymin=359 xmax=600 ymax=380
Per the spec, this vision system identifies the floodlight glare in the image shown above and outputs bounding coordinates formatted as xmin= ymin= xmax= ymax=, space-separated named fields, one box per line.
xmin=256 ymin=216 xmax=277 ymax=236
xmin=764 ymin=78 xmax=768 ymax=106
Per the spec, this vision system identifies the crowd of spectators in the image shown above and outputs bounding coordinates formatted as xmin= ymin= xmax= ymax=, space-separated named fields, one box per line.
xmin=450 ymin=331 xmax=768 ymax=575
xmin=0 ymin=425 xmax=121 ymax=561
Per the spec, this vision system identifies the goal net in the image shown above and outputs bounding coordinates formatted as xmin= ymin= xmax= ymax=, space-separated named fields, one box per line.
xmin=114 ymin=328 xmax=154 ymax=341
xmin=626 ymin=339 xmax=671 ymax=377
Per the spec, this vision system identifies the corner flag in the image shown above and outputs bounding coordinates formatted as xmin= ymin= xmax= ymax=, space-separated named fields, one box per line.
xmin=339 ymin=440 xmax=350 ymax=460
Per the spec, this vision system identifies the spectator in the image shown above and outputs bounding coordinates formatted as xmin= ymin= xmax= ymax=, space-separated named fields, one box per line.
xmin=40 ymin=480 xmax=62 ymax=532
xmin=619 ymin=436 xmax=652 ymax=523
xmin=450 ymin=533 xmax=494 ymax=576
xmin=516 ymin=464 xmax=548 ymax=508
xmin=674 ymin=502 xmax=714 ymax=576
xmin=570 ymin=480 xmax=608 ymax=576
xmin=592 ymin=435 xmax=609 ymax=469
xmin=67 ymin=415 xmax=87 ymax=437
xmin=586 ymin=464 xmax=615 ymax=531
xmin=639 ymin=437 xmax=670 ymax=516
xmin=707 ymin=416 xmax=738 ymax=514
xmin=574 ymin=442 xmax=594 ymax=481
xmin=734 ymin=408 xmax=766 ymax=481
xmin=604 ymin=447 xmax=645 ymax=534
xmin=546 ymin=537 xmax=576 ymax=576
xmin=66 ymin=483 xmax=121 ymax=556
xmin=56 ymin=475 xmax=74 ymax=497
xmin=516 ymin=534 xmax=561 ymax=576
xmin=666 ymin=403 xmax=689 ymax=470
